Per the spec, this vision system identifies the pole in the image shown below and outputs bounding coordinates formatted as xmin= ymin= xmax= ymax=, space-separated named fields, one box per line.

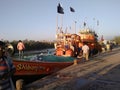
xmin=56 ymin=14 xmax=58 ymax=34
xmin=75 ymin=21 xmax=77 ymax=34
xmin=61 ymin=14 xmax=63 ymax=29
xmin=56 ymin=14 xmax=58 ymax=41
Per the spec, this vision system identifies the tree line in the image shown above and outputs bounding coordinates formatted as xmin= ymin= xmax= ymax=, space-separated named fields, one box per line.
xmin=2 ymin=35 xmax=120 ymax=54
xmin=113 ymin=36 xmax=120 ymax=45
xmin=4 ymin=39 xmax=54 ymax=53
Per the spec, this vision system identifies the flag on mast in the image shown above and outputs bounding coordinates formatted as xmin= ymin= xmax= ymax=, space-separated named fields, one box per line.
xmin=84 ymin=22 xmax=86 ymax=27
xmin=57 ymin=3 xmax=64 ymax=14
xmin=70 ymin=7 xmax=75 ymax=12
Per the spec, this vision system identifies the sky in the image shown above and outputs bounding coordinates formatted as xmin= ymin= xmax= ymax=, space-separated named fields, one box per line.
xmin=0 ymin=0 xmax=120 ymax=41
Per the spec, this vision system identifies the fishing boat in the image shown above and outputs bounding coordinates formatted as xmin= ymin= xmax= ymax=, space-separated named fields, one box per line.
xmin=5 ymin=43 xmax=80 ymax=78
xmin=6 ymin=27 xmax=101 ymax=77
xmin=79 ymin=28 xmax=102 ymax=54
xmin=13 ymin=54 xmax=80 ymax=76
xmin=54 ymin=28 xmax=102 ymax=57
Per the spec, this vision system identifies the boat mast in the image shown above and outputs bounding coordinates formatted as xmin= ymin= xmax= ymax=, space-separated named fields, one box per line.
xmin=74 ymin=21 xmax=77 ymax=34
xmin=56 ymin=3 xmax=64 ymax=41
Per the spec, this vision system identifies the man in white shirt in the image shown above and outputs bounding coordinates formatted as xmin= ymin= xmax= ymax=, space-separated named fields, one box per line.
xmin=82 ymin=42 xmax=89 ymax=61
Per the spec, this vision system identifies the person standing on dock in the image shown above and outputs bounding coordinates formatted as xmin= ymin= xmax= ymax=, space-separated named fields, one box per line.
xmin=0 ymin=41 xmax=16 ymax=90
xmin=77 ymin=42 xmax=83 ymax=58
xmin=82 ymin=42 xmax=90 ymax=61
xmin=17 ymin=40 xmax=25 ymax=59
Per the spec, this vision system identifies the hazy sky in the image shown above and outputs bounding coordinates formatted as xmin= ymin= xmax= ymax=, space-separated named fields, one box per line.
xmin=0 ymin=0 xmax=120 ymax=41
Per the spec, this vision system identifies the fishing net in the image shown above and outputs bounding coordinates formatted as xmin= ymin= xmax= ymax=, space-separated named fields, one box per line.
xmin=23 ymin=55 xmax=75 ymax=62
xmin=40 ymin=55 xmax=75 ymax=62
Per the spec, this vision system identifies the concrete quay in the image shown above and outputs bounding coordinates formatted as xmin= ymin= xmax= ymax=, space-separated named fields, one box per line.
xmin=25 ymin=47 xmax=120 ymax=90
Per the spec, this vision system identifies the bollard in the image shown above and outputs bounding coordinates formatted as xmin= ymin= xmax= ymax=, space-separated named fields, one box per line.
xmin=16 ymin=79 xmax=24 ymax=90
xmin=74 ymin=59 xmax=77 ymax=65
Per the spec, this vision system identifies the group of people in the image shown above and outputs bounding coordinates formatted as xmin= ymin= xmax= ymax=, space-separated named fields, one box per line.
xmin=101 ymin=42 xmax=113 ymax=52
xmin=56 ymin=40 xmax=90 ymax=61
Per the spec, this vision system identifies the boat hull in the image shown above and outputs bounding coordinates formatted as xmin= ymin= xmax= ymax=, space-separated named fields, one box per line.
xmin=13 ymin=59 xmax=80 ymax=76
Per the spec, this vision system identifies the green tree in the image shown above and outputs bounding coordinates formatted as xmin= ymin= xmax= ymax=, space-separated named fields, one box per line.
xmin=113 ymin=36 xmax=120 ymax=44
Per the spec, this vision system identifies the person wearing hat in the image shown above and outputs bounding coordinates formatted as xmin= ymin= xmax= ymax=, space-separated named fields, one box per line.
xmin=0 ymin=41 xmax=16 ymax=90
